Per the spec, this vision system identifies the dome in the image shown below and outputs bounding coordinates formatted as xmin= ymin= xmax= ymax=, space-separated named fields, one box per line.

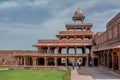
xmin=72 ymin=8 xmax=85 ymax=23
xmin=75 ymin=8 xmax=83 ymax=15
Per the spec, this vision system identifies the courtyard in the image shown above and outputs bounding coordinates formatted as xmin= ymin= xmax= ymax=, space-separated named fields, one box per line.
xmin=71 ymin=67 xmax=120 ymax=80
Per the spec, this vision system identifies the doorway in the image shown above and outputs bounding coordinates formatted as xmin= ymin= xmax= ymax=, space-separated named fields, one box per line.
xmin=94 ymin=58 xmax=98 ymax=66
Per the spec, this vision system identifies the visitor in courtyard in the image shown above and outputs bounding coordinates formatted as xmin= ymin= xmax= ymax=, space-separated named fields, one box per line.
xmin=78 ymin=59 xmax=82 ymax=69
xmin=89 ymin=61 xmax=92 ymax=67
xmin=71 ymin=60 xmax=76 ymax=70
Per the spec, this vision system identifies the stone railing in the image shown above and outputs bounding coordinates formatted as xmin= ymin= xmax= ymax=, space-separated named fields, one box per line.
xmin=14 ymin=53 xmax=88 ymax=57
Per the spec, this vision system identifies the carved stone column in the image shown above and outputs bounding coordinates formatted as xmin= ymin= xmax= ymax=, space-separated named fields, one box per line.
xmin=66 ymin=47 xmax=69 ymax=54
xmin=32 ymin=57 xmax=36 ymax=67
xmin=44 ymin=57 xmax=47 ymax=66
xmin=47 ymin=47 xmax=50 ymax=53
xmin=38 ymin=47 xmax=42 ymax=53
xmin=54 ymin=57 xmax=57 ymax=66
xmin=118 ymin=54 xmax=120 ymax=73
xmin=112 ymin=53 xmax=114 ymax=70
xmin=107 ymin=53 xmax=109 ymax=68
xmin=24 ymin=57 xmax=26 ymax=67
xmin=84 ymin=46 xmax=86 ymax=53
xmin=75 ymin=47 xmax=77 ymax=54
xmin=15 ymin=57 xmax=19 ymax=66
xmin=57 ymin=47 xmax=60 ymax=54
xmin=65 ymin=57 xmax=67 ymax=66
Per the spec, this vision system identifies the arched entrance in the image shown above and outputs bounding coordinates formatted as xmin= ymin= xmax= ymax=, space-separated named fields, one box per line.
xmin=108 ymin=53 xmax=112 ymax=68
xmin=26 ymin=57 xmax=32 ymax=65
xmin=57 ymin=57 xmax=66 ymax=66
xmin=47 ymin=58 xmax=54 ymax=66
xmin=113 ymin=52 xmax=118 ymax=70
xmin=104 ymin=53 xmax=107 ymax=67
xmin=37 ymin=58 xmax=45 ymax=66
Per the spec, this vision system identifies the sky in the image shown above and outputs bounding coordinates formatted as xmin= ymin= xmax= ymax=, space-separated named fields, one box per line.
xmin=0 ymin=0 xmax=120 ymax=50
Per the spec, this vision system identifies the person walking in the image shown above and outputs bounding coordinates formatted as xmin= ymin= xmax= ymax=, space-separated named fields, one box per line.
xmin=78 ymin=59 xmax=82 ymax=69
xmin=71 ymin=60 xmax=76 ymax=70
xmin=89 ymin=61 xmax=92 ymax=67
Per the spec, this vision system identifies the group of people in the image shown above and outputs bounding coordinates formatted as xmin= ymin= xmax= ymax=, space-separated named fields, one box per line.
xmin=71 ymin=59 xmax=92 ymax=70
xmin=71 ymin=59 xmax=82 ymax=70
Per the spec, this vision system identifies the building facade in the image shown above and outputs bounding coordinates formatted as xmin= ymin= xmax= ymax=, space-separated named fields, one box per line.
xmin=92 ymin=12 xmax=120 ymax=73
xmin=0 ymin=9 xmax=94 ymax=68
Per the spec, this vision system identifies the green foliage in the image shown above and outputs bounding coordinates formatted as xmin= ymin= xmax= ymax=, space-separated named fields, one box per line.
xmin=0 ymin=69 xmax=66 ymax=80
xmin=63 ymin=69 xmax=71 ymax=80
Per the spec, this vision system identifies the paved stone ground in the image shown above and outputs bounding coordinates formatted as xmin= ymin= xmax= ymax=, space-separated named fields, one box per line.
xmin=71 ymin=67 xmax=120 ymax=80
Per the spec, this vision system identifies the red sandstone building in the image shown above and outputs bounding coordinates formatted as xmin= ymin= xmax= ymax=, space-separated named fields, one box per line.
xmin=92 ymin=12 xmax=120 ymax=73
xmin=0 ymin=9 xmax=120 ymax=72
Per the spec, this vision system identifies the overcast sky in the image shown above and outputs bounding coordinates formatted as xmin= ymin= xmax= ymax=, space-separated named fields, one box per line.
xmin=0 ymin=0 xmax=120 ymax=50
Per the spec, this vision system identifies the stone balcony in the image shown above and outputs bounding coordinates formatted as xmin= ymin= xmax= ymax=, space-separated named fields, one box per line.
xmin=34 ymin=40 xmax=93 ymax=47
xmin=14 ymin=53 xmax=88 ymax=57
xmin=58 ymin=31 xmax=93 ymax=35
xmin=65 ymin=23 xmax=93 ymax=29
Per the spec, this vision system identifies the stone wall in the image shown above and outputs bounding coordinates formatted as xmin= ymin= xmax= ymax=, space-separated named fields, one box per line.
xmin=0 ymin=50 xmax=37 ymax=66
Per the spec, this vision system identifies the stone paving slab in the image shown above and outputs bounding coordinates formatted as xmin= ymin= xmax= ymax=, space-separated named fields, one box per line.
xmin=71 ymin=67 xmax=120 ymax=80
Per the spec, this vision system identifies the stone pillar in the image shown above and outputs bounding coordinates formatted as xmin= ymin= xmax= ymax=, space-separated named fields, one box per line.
xmin=118 ymin=54 xmax=120 ymax=73
xmin=20 ymin=57 xmax=22 ymax=65
xmin=47 ymin=47 xmax=50 ymax=53
xmin=38 ymin=47 xmax=42 ymax=53
xmin=66 ymin=47 xmax=69 ymax=54
xmin=75 ymin=47 xmax=77 ymax=54
xmin=75 ymin=27 xmax=76 ymax=31
xmin=82 ymin=36 xmax=84 ymax=40
xmin=107 ymin=53 xmax=109 ymax=68
xmin=112 ymin=53 xmax=114 ymax=70
xmin=44 ymin=57 xmax=47 ymax=66
xmin=103 ymin=54 xmax=106 ymax=67
xmin=24 ymin=57 xmax=26 ymax=67
xmin=66 ymin=36 xmax=69 ymax=40
xmin=57 ymin=47 xmax=59 ymax=54
xmin=15 ymin=57 xmax=19 ymax=66
xmin=32 ymin=57 xmax=36 ymax=67
xmin=54 ymin=57 xmax=57 ymax=66
xmin=65 ymin=57 xmax=67 ymax=66
xmin=86 ymin=56 xmax=89 ymax=67
xmin=84 ymin=46 xmax=86 ymax=53
xmin=74 ymin=36 xmax=76 ymax=40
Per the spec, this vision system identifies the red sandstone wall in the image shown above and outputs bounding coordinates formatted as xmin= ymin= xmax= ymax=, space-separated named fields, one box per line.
xmin=0 ymin=50 xmax=37 ymax=66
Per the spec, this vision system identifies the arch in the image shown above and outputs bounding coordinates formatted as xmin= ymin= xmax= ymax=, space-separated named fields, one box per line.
xmin=61 ymin=38 xmax=67 ymax=40
xmin=108 ymin=53 xmax=112 ymax=68
xmin=67 ymin=58 xmax=72 ymax=66
xmin=83 ymin=28 xmax=86 ymax=31
xmin=57 ymin=57 xmax=66 ymax=66
xmin=57 ymin=58 xmax=61 ymax=66
xmin=76 ymin=48 xmax=82 ymax=54
xmin=76 ymin=37 xmax=82 ymax=40
xmin=54 ymin=48 xmax=57 ymax=54
xmin=76 ymin=29 xmax=82 ymax=31
xmin=68 ymin=48 xmax=75 ymax=54
xmin=26 ymin=57 xmax=32 ymax=65
xmin=69 ymin=29 xmax=74 ymax=31
xmin=37 ymin=57 xmax=45 ymax=66
xmin=113 ymin=52 xmax=119 ymax=70
xmin=84 ymin=37 xmax=90 ymax=40
xmin=47 ymin=57 xmax=55 ymax=66
xmin=61 ymin=48 xmax=66 ymax=54
xmin=69 ymin=37 xmax=75 ymax=40
xmin=104 ymin=53 xmax=107 ymax=67
xmin=86 ymin=48 xmax=90 ymax=54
